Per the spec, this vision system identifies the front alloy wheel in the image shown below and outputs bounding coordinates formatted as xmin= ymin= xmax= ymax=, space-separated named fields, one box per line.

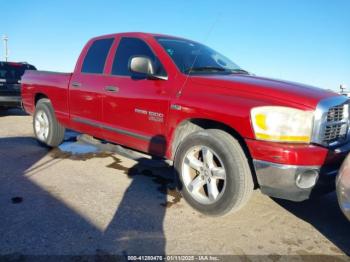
xmin=182 ymin=146 xmax=226 ymax=205
xmin=175 ymin=129 xmax=254 ymax=216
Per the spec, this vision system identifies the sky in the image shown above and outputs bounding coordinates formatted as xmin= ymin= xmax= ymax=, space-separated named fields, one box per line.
xmin=1 ymin=0 xmax=349 ymax=92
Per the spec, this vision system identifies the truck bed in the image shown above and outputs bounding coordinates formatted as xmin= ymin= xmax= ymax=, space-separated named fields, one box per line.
xmin=21 ymin=70 xmax=72 ymax=125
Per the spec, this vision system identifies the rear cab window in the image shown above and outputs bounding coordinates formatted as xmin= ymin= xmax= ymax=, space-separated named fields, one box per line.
xmin=81 ymin=38 xmax=114 ymax=74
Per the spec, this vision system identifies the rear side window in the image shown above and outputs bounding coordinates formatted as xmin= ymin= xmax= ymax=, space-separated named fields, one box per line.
xmin=112 ymin=37 xmax=166 ymax=76
xmin=81 ymin=38 xmax=114 ymax=74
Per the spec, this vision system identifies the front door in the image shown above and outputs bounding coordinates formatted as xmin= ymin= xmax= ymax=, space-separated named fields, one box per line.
xmin=102 ymin=37 xmax=171 ymax=155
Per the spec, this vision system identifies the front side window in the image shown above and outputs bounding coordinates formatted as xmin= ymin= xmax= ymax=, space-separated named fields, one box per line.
xmin=112 ymin=37 xmax=166 ymax=76
xmin=155 ymin=37 xmax=247 ymax=75
xmin=81 ymin=38 xmax=114 ymax=74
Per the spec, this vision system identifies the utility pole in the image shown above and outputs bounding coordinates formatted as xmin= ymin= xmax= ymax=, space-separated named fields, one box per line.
xmin=2 ymin=35 xmax=8 ymax=61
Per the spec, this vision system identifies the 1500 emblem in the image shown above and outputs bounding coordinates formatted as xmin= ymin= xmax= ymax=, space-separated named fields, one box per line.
xmin=135 ymin=108 xmax=164 ymax=123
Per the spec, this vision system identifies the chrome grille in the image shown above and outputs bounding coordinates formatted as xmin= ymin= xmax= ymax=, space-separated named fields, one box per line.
xmin=323 ymin=124 xmax=345 ymax=142
xmin=327 ymin=105 xmax=344 ymax=122
xmin=312 ymin=96 xmax=350 ymax=146
xmin=322 ymin=103 xmax=349 ymax=145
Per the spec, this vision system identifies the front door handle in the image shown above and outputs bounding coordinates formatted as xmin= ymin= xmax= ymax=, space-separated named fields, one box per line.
xmin=71 ymin=82 xmax=82 ymax=88
xmin=105 ymin=85 xmax=119 ymax=93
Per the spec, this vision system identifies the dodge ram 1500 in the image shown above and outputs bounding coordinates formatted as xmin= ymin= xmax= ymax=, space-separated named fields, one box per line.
xmin=22 ymin=32 xmax=350 ymax=216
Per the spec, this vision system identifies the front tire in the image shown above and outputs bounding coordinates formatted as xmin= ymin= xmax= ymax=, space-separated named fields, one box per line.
xmin=174 ymin=129 xmax=254 ymax=216
xmin=33 ymin=98 xmax=65 ymax=147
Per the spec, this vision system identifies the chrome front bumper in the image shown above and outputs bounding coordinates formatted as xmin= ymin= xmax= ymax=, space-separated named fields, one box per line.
xmin=253 ymin=160 xmax=323 ymax=201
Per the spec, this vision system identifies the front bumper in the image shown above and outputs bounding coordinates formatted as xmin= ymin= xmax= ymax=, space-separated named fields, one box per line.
xmin=247 ymin=139 xmax=350 ymax=201
xmin=0 ymin=95 xmax=21 ymax=107
xmin=254 ymin=160 xmax=331 ymax=201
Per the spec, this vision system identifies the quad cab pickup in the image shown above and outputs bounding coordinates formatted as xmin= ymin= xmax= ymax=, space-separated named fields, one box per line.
xmin=22 ymin=32 xmax=350 ymax=216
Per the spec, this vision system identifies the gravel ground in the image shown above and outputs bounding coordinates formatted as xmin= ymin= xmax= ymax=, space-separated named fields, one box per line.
xmin=0 ymin=109 xmax=349 ymax=261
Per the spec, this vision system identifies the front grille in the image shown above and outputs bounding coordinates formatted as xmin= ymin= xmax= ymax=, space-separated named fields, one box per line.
xmin=312 ymin=96 xmax=350 ymax=146
xmin=327 ymin=105 xmax=344 ymax=122
xmin=322 ymin=103 xmax=349 ymax=145
xmin=323 ymin=124 xmax=345 ymax=142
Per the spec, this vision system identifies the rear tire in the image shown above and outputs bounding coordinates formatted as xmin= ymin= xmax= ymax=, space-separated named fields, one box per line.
xmin=33 ymin=98 xmax=65 ymax=147
xmin=174 ymin=129 xmax=254 ymax=216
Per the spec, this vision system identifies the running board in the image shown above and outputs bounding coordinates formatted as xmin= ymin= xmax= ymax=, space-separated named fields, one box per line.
xmin=77 ymin=134 xmax=172 ymax=168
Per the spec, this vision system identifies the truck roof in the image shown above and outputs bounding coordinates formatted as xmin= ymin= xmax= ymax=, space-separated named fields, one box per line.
xmin=89 ymin=32 xmax=187 ymax=41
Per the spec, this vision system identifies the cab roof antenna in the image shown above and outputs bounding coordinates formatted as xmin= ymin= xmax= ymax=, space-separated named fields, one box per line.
xmin=176 ymin=13 xmax=222 ymax=98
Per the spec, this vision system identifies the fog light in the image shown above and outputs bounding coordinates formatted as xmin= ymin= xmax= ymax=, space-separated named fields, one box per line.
xmin=295 ymin=170 xmax=319 ymax=189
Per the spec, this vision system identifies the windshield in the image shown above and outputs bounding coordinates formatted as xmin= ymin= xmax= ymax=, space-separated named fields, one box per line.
xmin=155 ymin=37 xmax=246 ymax=75
xmin=0 ymin=63 xmax=36 ymax=80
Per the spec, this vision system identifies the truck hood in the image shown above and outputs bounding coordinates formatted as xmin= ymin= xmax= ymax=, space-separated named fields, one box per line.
xmin=191 ymin=74 xmax=339 ymax=108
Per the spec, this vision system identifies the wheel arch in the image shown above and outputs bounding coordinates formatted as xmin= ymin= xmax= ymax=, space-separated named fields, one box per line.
xmin=33 ymin=95 xmax=66 ymax=147
xmin=169 ymin=118 xmax=258 ymax=188
xmin=34 ymin=93 xmax=49 ymax=105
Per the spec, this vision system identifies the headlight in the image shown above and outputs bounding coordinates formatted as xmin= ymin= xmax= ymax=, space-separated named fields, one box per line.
xmin=251 ymin=106 xmax=314 ymax=143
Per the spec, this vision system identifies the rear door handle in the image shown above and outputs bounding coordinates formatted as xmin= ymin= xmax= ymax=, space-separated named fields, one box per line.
xmin=71 ymin=82 xmax=82 ymax=88
xmin=105 ymin=85 xmax=119 ymax=93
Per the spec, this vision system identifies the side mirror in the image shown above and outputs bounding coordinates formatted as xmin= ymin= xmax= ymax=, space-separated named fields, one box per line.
xmin=129 ymin=56 xmax=168 ymax=80
xmin=129 ymin=56 xmax=154 ymax=75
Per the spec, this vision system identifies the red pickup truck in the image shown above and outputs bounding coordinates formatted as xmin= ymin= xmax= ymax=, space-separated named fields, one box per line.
xmin=22 ymin=32 xmax=350 ymax=216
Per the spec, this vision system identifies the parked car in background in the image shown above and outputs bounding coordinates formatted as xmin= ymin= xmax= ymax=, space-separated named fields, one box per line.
xmin=337 ymin=154 xmax=350 ymax=221
xmin=0 ymin=61 xmax=36 ymax=109
xmin=21 ymin=32 xmax=350 ymax=216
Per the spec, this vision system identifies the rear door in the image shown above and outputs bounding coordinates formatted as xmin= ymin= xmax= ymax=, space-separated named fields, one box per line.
xmin=101 ymin=37 xmax=171 ymax=155
xmin=69 ymin=38 xmax=114 ymax=138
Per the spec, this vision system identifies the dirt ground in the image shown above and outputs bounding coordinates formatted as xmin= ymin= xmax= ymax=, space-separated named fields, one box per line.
xmin=0 ymin=109 xmax=349 ymax=260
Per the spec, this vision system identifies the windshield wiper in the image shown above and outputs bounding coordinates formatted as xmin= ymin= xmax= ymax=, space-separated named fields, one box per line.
xmin=184 ymin=66 xmax=228 ymax=73
xmin=229 ymin=69 xmax=250 ymax=75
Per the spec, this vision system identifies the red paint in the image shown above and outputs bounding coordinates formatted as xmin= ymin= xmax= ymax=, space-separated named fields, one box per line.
xmin=21 ymin=32 xmax=343 ymax=165
xmin=245 ymin=139 xmax=329 ymax=166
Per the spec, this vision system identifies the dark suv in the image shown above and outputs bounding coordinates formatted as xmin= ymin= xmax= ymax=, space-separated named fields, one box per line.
xmin=0 ymin=61 xmax=36 ymax=109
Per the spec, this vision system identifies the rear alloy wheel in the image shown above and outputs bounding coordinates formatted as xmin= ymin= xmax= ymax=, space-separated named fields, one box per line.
xmin=175 ymin=129 xmax=254 ymax=216
xmin=34 ymin=110 xmax=50 ymax=141
xmin=33 ymin=98 xmax=65 ymax=147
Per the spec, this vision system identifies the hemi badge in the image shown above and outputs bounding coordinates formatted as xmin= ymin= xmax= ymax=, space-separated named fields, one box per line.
xmin=170 ymin=104 xmax=182 ymax=111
